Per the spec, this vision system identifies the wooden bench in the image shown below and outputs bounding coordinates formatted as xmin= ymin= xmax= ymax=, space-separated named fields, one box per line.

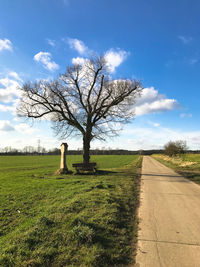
xmin=72 ymin=162 xmax=97 ymax=174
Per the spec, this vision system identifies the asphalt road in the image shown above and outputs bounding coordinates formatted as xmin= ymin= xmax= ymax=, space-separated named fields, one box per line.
xmin=135 ymin=156 xmax=200 ymax=267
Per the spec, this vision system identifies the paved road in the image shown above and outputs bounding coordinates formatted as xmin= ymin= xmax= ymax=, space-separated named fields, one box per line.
xmin=135 ymin=156 xmax=200 ymax=267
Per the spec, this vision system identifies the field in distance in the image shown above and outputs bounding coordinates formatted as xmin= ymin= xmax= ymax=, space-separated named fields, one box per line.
xmin=0 ymin=155 xmax=142 ymax=267
xmin=152 ymin=153 xmax=200 ymax=184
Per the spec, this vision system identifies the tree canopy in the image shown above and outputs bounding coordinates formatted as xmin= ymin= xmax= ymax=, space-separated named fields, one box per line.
xmin=18 ymin=56 xmax=142 ymax=164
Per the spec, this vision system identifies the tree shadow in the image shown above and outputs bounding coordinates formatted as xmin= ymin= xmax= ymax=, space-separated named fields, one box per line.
xmin=142 ymin=173 xmax=182 ymax=178
xmin=142 ymin=179 xmax=192 ymax=183
xmin=96 ymin=169 xmax=118 ymax=176
xmin=141 ymin=173 xmax=192 ymax=183
xmin=177 ymin=170 xmax=200 ymax=184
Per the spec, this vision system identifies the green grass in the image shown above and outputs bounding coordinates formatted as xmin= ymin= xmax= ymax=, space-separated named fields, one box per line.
xmin=184 ymin=154 xmax=200 ymax=164
xmin=0 ymin=155 xmax=142 ymax=267
xmin=152 ymin=154 xmax=200 ymax=184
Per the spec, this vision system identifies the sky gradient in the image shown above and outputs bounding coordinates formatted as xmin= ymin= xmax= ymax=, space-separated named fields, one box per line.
xmin=0 ymin=0 xmax=200 ymax=151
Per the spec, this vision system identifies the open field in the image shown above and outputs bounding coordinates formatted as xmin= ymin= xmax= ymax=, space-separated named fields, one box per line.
xmin=0 ymin=155 xmax=142 ymax=266
xmin=152 ymin=154 xmax=200 ymax=184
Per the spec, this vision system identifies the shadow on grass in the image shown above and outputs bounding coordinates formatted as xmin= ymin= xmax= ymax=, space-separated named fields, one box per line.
xmin=70 ymin=169 xmax=118 ymax=176
xmin=96 ymin=169 xmax=118 ymax=176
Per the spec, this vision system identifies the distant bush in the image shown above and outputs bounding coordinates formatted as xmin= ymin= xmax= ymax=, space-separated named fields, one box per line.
xmin=164 ymin=140 xmax=188 ymax=157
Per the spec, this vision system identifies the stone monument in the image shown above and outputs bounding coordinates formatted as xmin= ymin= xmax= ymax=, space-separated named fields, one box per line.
xmin=56 ymin=143 xmax=69 ymax=174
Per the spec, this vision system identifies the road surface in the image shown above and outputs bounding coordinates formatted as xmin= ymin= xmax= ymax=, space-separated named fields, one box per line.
xmin=135 ymin=156 xmax=200 ymax=267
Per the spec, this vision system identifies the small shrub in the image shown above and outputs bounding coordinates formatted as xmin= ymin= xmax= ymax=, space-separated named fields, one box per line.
xmin=164 ymin=140 xmax=187 ymax=157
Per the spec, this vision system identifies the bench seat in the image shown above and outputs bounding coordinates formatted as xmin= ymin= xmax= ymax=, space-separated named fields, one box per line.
xmin=72 ymin=162 xmax=97 ymax=174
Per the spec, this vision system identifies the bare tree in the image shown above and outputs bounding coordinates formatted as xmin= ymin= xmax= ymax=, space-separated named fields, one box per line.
xmin=23 ymin=146 xmax=35 ymax=154
xmin=18 ymin=56 xmax=142 ymax=164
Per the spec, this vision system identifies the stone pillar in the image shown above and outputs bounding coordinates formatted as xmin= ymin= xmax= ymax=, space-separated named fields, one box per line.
xmin=60 ymin=143 xmax=68 ymax=170
xmin=56 ymin=143 xmax=69 ymax=174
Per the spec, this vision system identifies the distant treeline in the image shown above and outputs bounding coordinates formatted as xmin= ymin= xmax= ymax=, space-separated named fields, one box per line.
xmin=0 ymin=148 xmax=200 ymax=156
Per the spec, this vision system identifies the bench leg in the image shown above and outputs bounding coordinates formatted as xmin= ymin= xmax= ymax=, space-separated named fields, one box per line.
xmin=75 ymin=168 xmax=80 ymax=174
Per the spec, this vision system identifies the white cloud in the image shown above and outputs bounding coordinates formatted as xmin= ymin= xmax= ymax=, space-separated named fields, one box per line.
xmin=68 ymin=40 xmax=128 ymax=72
xmin=8 ymin=71 xmax=22 ymax=81
xmin=13 ymin=117 xmax=21 ymax=122
xmin=15 ymin=123 xmax=37 ymax=134
xmin=147 ymin=121 xmax=160 ymax=127
xmin=104 ymin=49 xmax=129 ymax=72
xmin=33 ymin=52 xmax=59 ymax=71
xmin=0 ymin=38 xmax=13 ymax=52
xmin=180 ymin=113 xmax=192 ymax=118
xmin=0 ymin=120 xmax=15 ymax=131
xmin=0 ymin=99 xmax=20 ymax=115
xmin=72 ymin=57 xmax=88 ymax=65
xmin=0 ymin=71 xmax=22 ymax=114
xmin=134 ymin=87 xmax=179 ymax=116
xmin=0 ymin=99 xmax=19 ymax=115
xmin=0 ymin=120 xmax=38 ymax=134
xmin=46 ymin=39 xmax=56 ymax=47
xmin=178 ymin=35 xmax=193 ymax=44
xmin=68 ymin=38 xmax=88 ymax=55
xmin=0 ymin=77 xmax=21 ymax=103
xmin=135 ymin=99 xmax=178 ymax=116
xmin=0 ymin=104 xmax=15 ymax=112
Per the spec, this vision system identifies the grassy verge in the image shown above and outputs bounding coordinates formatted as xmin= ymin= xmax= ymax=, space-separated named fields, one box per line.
xmin=0 ymin=155 xmax=142 ymax=266
xmin=152 ymin=154 xmax=200 ymax=184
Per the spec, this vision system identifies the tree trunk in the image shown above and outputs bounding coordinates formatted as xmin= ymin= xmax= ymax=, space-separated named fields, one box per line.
xmin=83 ymin=135 xmax=91 ymax=164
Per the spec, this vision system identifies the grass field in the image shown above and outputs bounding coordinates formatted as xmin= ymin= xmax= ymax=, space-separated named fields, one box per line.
xmin=0 ymin=155 xmax=142 ymax=267
xmin=152 ymin=154 xmax=200 ymax=184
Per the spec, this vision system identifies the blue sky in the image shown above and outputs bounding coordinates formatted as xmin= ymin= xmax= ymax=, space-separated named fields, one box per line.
xmin=0 ymin=0 xmax=200 ymax=150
